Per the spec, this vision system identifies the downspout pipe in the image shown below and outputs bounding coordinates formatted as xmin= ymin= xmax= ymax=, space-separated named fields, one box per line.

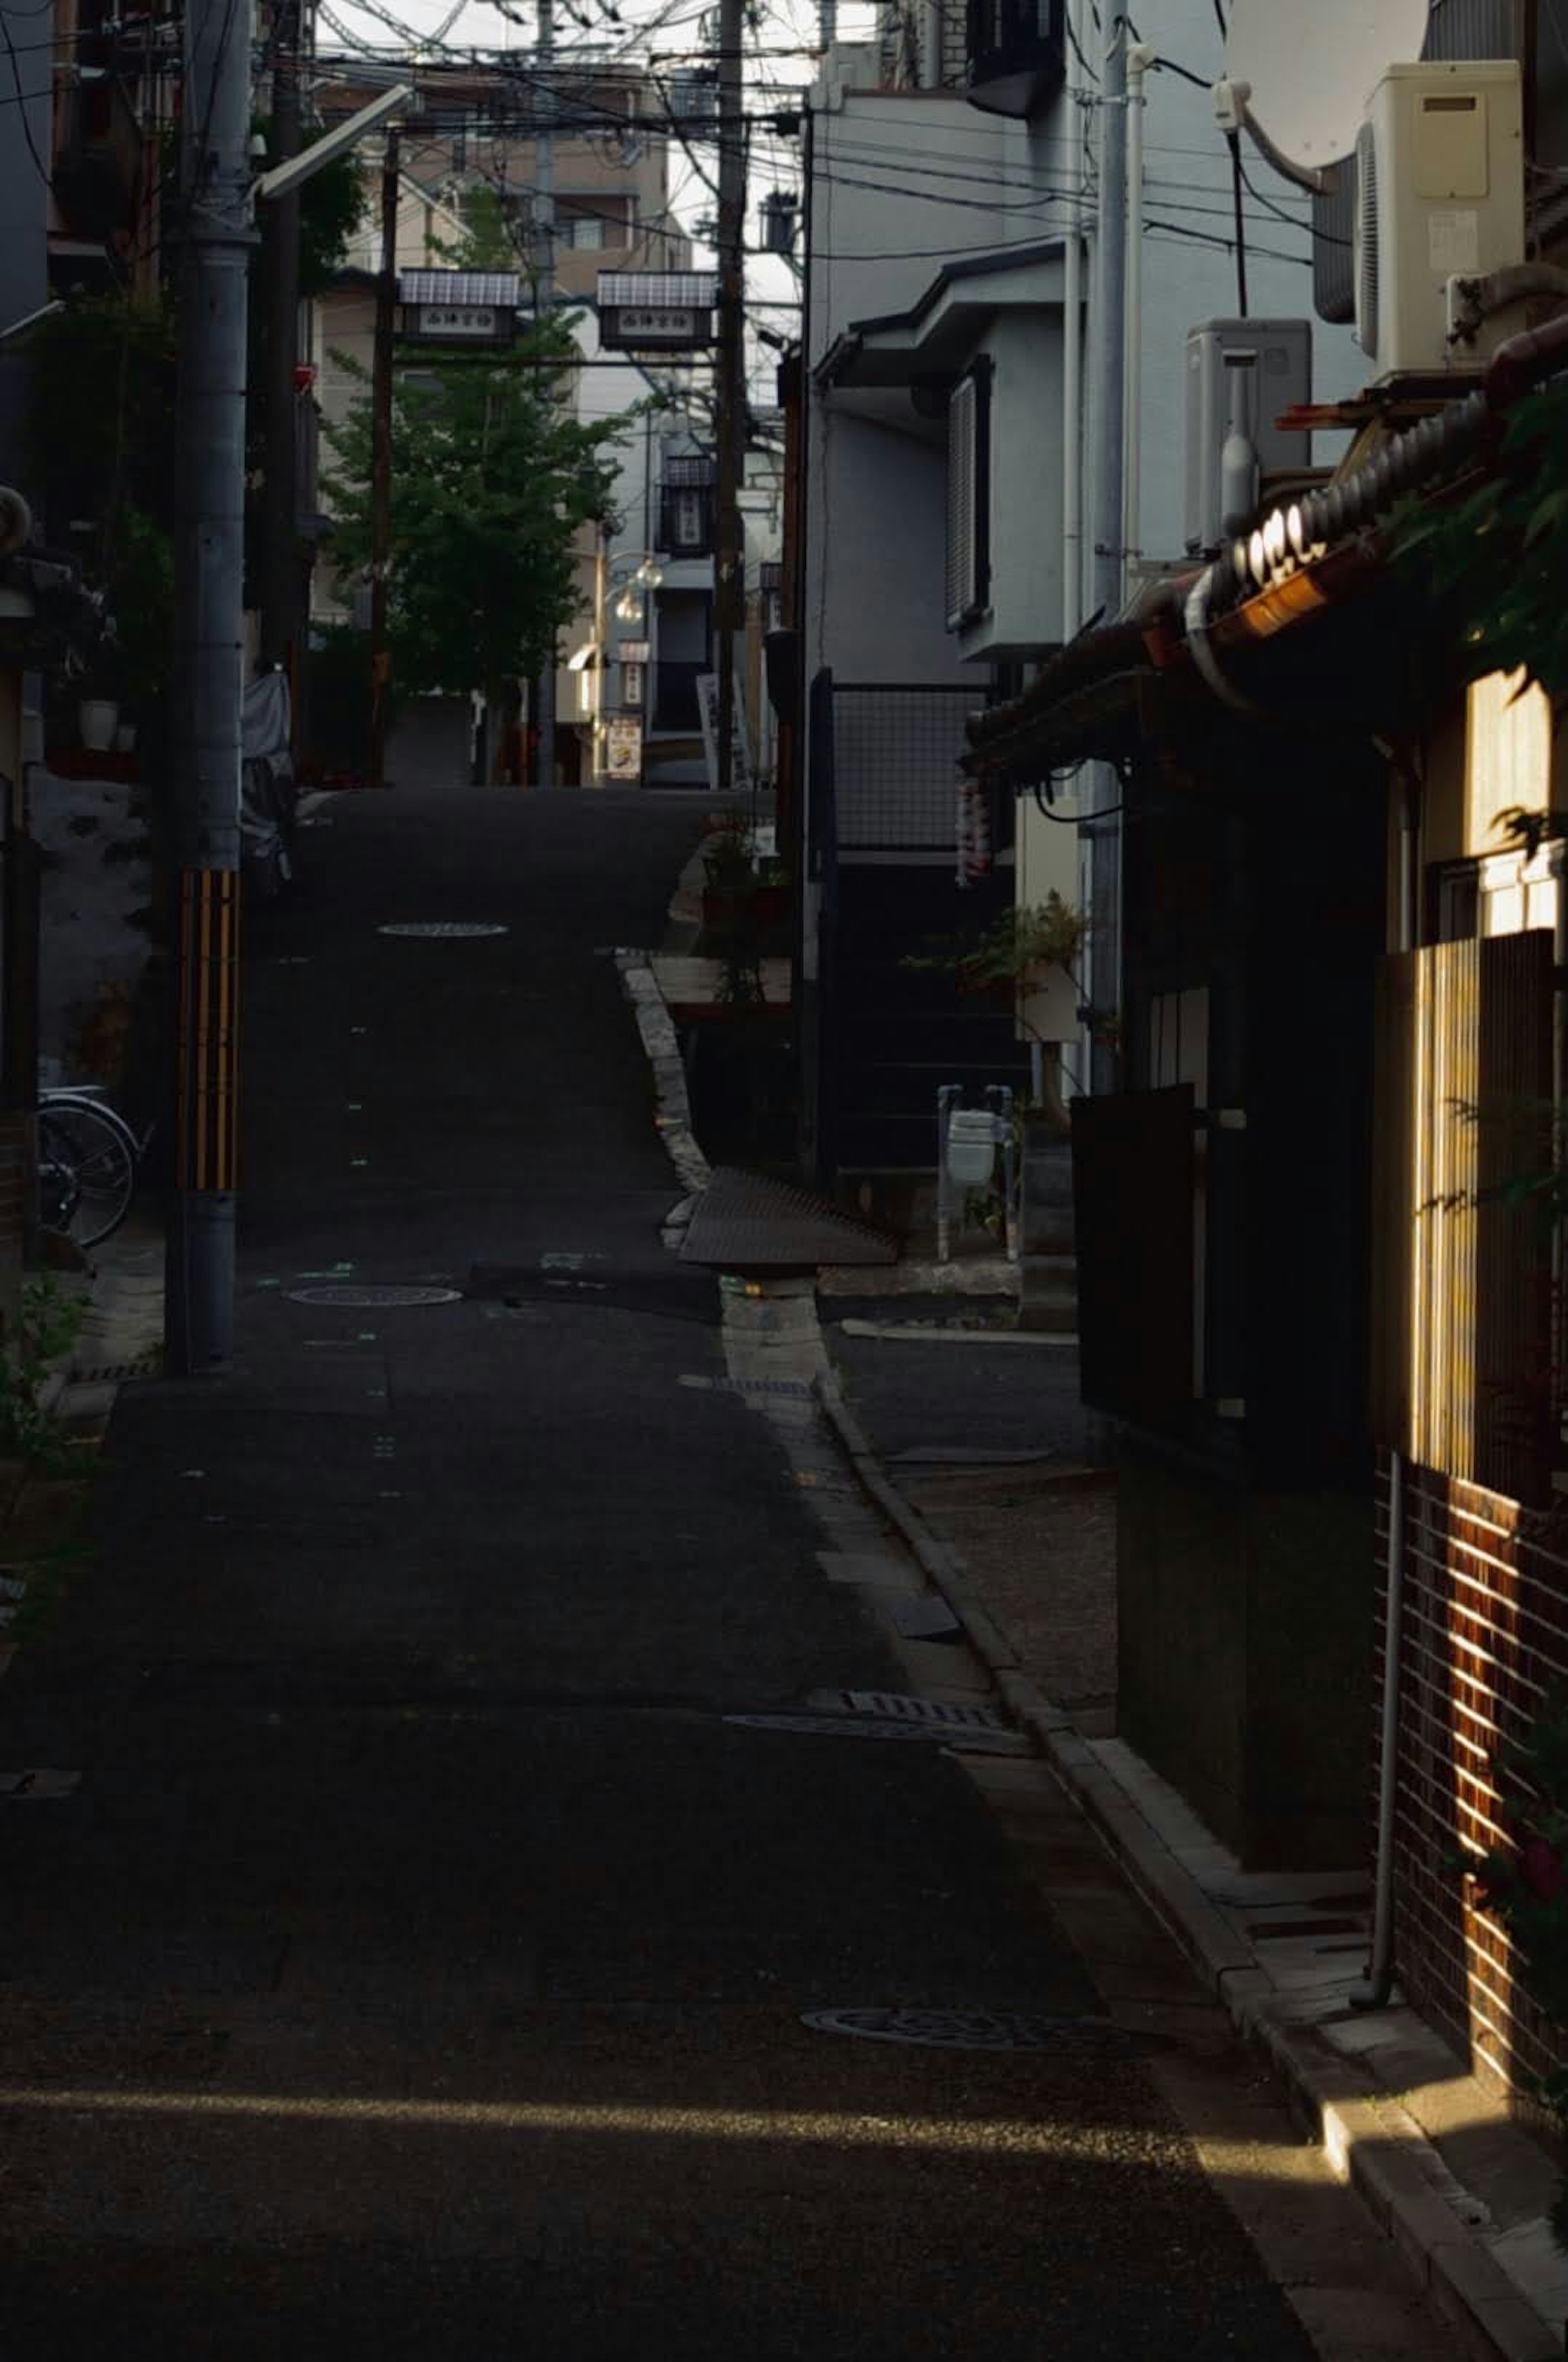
xmin=1352 ymin=767 xmax=1418 ymax=2011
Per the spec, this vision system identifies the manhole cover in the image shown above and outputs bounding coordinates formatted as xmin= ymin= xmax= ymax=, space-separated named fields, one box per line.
xmin=377 ymin=922 xmax=508 ymax=939
xmin=803 ymin=2008 xmax=1171 ymax=2056
xmin=286 ymin=1285 xmax=462 ymax=1308
xmin=724 ymin=1713 xmax=1026 ymax=1752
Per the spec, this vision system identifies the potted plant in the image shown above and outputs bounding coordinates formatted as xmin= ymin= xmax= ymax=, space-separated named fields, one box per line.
xmin=76 ymin=648 xmax=122 ymax=753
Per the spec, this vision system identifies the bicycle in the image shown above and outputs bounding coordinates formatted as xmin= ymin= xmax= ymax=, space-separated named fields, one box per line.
xmin=37 ymin=1087 xmax=147 ymax=1252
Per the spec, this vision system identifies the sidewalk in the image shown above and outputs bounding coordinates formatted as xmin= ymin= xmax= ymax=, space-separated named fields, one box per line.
xmin=815 ymin=1321 xmax=1568 ymax=2362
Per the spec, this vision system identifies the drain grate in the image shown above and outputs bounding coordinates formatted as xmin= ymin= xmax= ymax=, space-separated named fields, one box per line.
xmin=803 ymin=2007 xmax=1172 ymax=2056
xmin=724 ymin=1712 xmax=1026 ymax=1752
xmin=286 ymin=1285 xmax=462 ymax=1308
xmin=833 ymin=1691 xmax=1011 ymax=1733
xmin=377 ymin=922 xmax=508 ymax=939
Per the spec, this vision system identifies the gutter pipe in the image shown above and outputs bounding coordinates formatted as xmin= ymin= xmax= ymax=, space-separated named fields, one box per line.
xmin=1351 ymin=767 xmax=1417 ymax=2012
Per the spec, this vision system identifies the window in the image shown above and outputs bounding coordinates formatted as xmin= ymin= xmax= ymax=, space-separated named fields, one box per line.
xmin=570 ymin=214 xmax=606 ymax=250
xmin=945 ymin=363 xmax=991 ymax=630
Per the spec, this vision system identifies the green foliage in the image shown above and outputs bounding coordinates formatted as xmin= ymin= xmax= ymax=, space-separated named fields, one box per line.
xmin=250 ymin=116 xmax=371 ymax=294
xmin=24 ymin=295 xmax=177 ymax=707
xmin=0 ymin=1278 xmax=91 ymax=1472
xmin=1470 ymin=1691 xmax=1568 ymax=2246
xmin=26 ymin=292 xmax=177 ymax=532
xmin=432 ymin=183 xmax=519 ymax=272
xmin=1396 ymin=377 xmax=1568 ymax=706
xmin=906 ymin=892 xmax=1085 ymax=991
xmin=321 ymin=319 xmax=631 ymax=697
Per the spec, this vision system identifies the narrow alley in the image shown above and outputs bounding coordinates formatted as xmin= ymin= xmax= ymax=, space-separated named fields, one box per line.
xmin=0 ymin=790 xmax=1429 ymax=2357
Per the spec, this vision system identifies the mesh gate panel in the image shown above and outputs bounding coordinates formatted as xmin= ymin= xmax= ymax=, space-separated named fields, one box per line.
xmin=831 ymin=683 xmax=980 ymax=854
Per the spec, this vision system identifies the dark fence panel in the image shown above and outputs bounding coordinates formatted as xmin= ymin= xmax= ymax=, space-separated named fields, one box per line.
xmin=1072 ymin=1086 xmax=1196 ymax=1427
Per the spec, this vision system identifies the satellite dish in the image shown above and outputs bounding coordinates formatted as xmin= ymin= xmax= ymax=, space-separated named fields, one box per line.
xmin=1224 ymin=0 xmax=1431 ymax=168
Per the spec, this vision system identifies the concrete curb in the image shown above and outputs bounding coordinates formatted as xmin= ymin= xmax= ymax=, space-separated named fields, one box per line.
xmin=813 ymin=1367 xmax=1561 ymax=2362
xmin=614 ymin=950 xmax=711 ymax=1240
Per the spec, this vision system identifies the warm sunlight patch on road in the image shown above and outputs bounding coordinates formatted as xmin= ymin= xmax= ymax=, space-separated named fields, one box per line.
xmin=0 ymin=2085 xmax=1102 ymax=2152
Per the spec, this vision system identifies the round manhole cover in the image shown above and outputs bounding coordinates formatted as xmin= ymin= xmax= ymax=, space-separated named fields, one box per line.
xmin=802 ymin=2008 xmax=1172 ymax=2056
xmin=286 ymin=1285 xmax=463 ymax=1308
xmin=377 ymin=922 xmax=508 ymax=939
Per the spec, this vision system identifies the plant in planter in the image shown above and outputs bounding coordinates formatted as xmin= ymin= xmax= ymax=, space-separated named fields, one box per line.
xmin=1468 ymin=1691 xmax=1568 ymax=2244
xmin=904 ymin=891 xmax=1087 ymax=1114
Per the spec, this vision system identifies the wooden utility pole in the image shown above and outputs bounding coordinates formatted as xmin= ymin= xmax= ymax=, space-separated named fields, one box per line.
xmin=368 ymin=124 xmax=399 ymax=791
xmin=714 ymin=0 xmax=745 ymax=800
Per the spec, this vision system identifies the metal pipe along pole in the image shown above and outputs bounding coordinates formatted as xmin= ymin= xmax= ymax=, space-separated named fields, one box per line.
xmin=715 ymin=0 xmax=746 ymax=802
xmin=1085 ymin=19 xmax=1127 ymax=1093
xmin=260 ymin=0 xmax=301 ymax=679
xmin=1090 ymin=22 xmax=1127 ymax=626
xmin=1123 ymin=42 xmax=1155 ymax=587
xmin=534 ymin=0 xmax=557 ymax=789
xmin=368 ymin=125 xmax=399 ymax=792
xmin=165 ymin=0 xmax=254 ymax=1374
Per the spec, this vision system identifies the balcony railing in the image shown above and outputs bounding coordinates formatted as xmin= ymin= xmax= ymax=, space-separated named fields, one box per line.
xmin=964 ymin=0 xmax=1065 ymax=118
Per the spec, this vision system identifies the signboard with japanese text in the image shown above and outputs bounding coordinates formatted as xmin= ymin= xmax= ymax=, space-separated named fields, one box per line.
xmin=695 ymin=671 xmax=754 ymax=799
xmin=604 ymin=718 xmax=644 ymax=783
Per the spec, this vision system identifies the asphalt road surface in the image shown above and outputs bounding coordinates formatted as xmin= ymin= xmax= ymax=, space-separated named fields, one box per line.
xmin=0 ymin=788 xmax=1430 ymax=2359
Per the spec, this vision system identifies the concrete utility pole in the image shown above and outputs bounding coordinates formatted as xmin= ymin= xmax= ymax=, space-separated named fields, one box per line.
xmin=368 ymin=124 xmax=399 ymax=793
xmin=259 ymin=0 xmax=301 ymax=681
xmin=714 ymin=0 xmax=746 ymax=800
xmin=533 ymin=0 xmax=557 ymax=790
xmin=1085 ymin=20 xmax=1128 ymax=1094
xmin=165 ymin=0 xmax=254 ymax=1376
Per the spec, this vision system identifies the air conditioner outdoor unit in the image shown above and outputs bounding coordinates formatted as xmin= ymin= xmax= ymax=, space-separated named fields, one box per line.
xmin=1184 ymin=318 xmax=1312 ymax=557
xmin=1353 ymin=60 xmax=1525 ymax=380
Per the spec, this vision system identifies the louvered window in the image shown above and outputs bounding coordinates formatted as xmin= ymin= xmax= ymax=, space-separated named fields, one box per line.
xmin=945 ymin=364 xmax=991 ymax=631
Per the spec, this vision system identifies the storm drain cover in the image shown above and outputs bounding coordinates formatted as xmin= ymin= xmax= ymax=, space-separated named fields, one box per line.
xmin=803 ymin=2007 xmax=1172 ymax=2057
xmin=724 ymin=1712 xmax=1026 ymax=1753
xmin=681 ymin=1168 xmax=900 ymax=1271
xmin=286 ymin=1285 xmax=462 ymax=1308
xmin=833 ymin=1691 xmax=1011 ymax=1732
xmin=377 ymin=922 xmax=508 ymax=939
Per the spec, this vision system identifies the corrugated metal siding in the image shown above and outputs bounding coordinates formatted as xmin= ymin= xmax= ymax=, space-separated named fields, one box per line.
xmin=1312 ymin=0 xmax=1524 ymax=325
xmin=1370 ymin=930 xmax=1554 ymax=1503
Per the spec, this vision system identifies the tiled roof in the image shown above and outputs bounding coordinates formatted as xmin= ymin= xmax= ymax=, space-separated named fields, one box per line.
xmin=597 ymin=271 xmax=717 ymax=308
xmin=399 ymin=270 xmax=521 ymax=307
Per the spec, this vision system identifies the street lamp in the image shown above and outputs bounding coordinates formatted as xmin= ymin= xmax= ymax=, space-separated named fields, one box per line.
xmin=612 ymin=554 xmax=663 ymax=623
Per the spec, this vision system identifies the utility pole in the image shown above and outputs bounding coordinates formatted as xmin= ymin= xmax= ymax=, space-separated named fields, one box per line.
xmin=714 ymin=0 xmax=745 ymax=801
xmin=165 ymin=0 xmax=253 ymax=1374
xmin=259 ymin=0 xmax=301 ymax=682
xmin=533 ymin=0 xmax=557 ymax=790
xmin=1085 ymin=20 xmax=1127 ymax=1093
xmin=368 ymin=123 xmax=399 ymax=792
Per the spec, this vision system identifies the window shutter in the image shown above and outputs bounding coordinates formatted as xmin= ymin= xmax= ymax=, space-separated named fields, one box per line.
xmin=945 ymin=366 xmax=990 ymax=629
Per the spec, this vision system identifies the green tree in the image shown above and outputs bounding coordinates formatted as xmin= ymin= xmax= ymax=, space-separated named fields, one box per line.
xmin=320 ymin=315 xmax=629 ymax=717
xmin=1397 ymin=375 xmax=1568 ymax=713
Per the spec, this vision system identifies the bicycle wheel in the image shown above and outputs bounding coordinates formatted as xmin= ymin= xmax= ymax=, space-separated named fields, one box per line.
xmin=38 ymin=1088 xmax=142 ymax=1165
xmin=37 ymin=1100 xmax=137 ymax=1249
